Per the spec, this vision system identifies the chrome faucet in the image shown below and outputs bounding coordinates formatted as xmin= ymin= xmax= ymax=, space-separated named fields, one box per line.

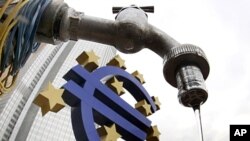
xmin=36 ymin=0 xmax=210 ymax=108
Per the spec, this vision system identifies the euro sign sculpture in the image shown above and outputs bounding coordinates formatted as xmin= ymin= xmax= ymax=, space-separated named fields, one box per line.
xmin=34 ymin=51 xmax=161 ymax=141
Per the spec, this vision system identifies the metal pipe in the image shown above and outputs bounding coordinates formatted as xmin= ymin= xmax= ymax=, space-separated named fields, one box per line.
xmin=62 ymin=10 xmax=117 ymax=46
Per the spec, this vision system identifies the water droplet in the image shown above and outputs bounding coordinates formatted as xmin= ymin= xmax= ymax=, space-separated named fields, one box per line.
xmin=193 ymin=105 xmax=204 ymax=141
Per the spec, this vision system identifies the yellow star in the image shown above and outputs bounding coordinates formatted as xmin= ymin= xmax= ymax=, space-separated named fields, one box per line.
xmin=135 ymin=100 xmax=152 ymax=116
xmin=132 ymin=71 xmax=145 ymax=84
xmin=76 ymin=50 xmax=100 ymax=72
xmin=152 ymin=96 xmax=161 ymax=110
xmin=106 ymin=77 xmax=125 ymax=96
xmin=33 ymin=82 xmax=65 ymax=116
xmin=147 ymin=126 xmax=161 ymax=141
xmin=97 ymin=124 xmax=121 ymax=141
xmin=107 ymin=55 xmax=126 ymax=69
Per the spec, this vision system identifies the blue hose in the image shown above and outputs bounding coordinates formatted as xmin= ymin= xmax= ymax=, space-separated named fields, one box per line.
xmin=0 ymin=0 xmax=52 ymax=75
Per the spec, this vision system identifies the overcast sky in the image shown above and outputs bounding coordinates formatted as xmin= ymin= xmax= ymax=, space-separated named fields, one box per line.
xmin=65 ymin=0 xmax=250 ymax=140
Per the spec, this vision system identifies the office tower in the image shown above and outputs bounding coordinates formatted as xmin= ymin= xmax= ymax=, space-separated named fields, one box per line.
xmin=0 ymin=40 xmax=116 ymax=141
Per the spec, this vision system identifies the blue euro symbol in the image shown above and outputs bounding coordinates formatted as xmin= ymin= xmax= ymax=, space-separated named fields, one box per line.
xmin=62 ymin=65 xmax=157 ymax=141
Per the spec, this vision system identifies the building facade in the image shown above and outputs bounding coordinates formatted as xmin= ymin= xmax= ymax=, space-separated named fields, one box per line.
xmin=0 ymin=40 xmax=116 ymax=141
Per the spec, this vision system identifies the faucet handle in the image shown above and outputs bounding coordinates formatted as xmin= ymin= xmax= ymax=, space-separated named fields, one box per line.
xmin=112 ymin=5 xmax=154 ymax=14
xmin=140 ymin=6 xmax=154 ymax=13
xmin=112 ymin=7 xmax=122 ymax=14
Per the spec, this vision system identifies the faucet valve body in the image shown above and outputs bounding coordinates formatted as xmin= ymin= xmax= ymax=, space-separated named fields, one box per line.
xmin=163 ymin=44 xmax=210 ymax=107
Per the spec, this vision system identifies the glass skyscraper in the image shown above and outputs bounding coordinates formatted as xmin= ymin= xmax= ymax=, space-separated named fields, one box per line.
xmin=0 ymin=40 xmax=116 ymax=141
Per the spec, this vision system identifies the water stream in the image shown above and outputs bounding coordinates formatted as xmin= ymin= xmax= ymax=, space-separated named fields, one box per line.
xmin=193 ymin=105 xmax=204 ymax=141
